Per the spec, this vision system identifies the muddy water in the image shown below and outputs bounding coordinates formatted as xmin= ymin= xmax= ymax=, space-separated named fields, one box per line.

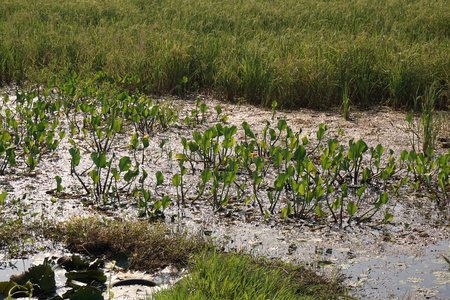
xmin=0 ymin=92 xmax=449 ymax=299
xmin=173 ymin=202 xmax=449 ymax=299
xmin=342 ymin=240 xmax=449 ymax=299
xmin=1 ymin=220 xmax=448 ymax=299
xmin=0 ymin=254 xmax=180 ymax=300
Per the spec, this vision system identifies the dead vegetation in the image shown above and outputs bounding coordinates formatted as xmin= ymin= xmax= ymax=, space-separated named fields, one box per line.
xmin=47 ymin=217 xmax=213 ymax=271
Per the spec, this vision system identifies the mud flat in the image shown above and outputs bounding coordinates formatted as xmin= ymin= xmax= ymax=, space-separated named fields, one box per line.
xmin=1 ymin=91 xmax=449 ymax=299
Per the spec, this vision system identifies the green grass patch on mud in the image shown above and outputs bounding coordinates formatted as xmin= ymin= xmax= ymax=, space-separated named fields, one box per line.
xmin=154 ymin=250 xmax=347 ymax=300
xmin=44 ymin=217 xmax=347 ymax=299
xmin=0 ymin=0 xmax=449 ymax=108
xmin=0 ymin=215 xmax=347 ymax=298
xmin=50 ymin=217 xmax=347 ymax=299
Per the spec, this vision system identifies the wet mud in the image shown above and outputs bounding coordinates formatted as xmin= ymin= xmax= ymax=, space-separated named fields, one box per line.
xmin=0 ymin=92 xmax=449 ymax=299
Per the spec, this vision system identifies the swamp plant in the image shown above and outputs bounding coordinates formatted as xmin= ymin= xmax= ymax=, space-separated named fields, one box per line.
xmin=175 ymin=116 xmax=449 ymax=226
xmin=1 ymin=78 xmax=448 ymax=227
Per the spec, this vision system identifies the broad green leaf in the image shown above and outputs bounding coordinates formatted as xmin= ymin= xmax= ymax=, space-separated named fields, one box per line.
xmin=269 ymin=128 xmax=277 ymax=141
xmin=142 ymin=137 xmax=149 ymax=148
xmin=0 ymin=191 xmax=7 ymax=205
xmin=303 ymin=159 xmax=314 ymax=173
xmin=408 ymin=150 xmax=417 ymax=161
xmin=91 ymin=152 xmax=107 ymax=168
xmin=281 ymin=207 xmax=288 ymax=218
xmin=89 ymin=170 xmax=99 ymax=184
xmin=277 ymin=119 xmax=287 ymax=132
xmin=273 ymin=152 xmax=283 ymax=167
xmin=113 ymin=118 xmax=122 ymax=132
xmin=294 ymin=146 xmax=306 ymax=161
xmin=316 ymin=205 xmax=324 ymax=217
xmin=357 ymin=185 xmax=367 ymax=197
xmin=295 ymin=182 xmax=305 ymax=196
xmin=321 ymin=155 xmax=332 ymax=170
xmin=130 ymin=133 xmax=139 ymax=149
xmin=124 ymin=168 xmax=139 ymax=182
xmin=305 ymin=191 xmax=314 ymax=203
xmin=215 ymin=105 xmax=222 ymax=115
xmin=376 ymin=144 xmax=384 ymax=156
xmin=356 ymin=140 xmax=368 ymax=154
xmin=384 ymin=213 xmax=393 ymax=223
xmin=215 ymin=123 xmax=224 ymax=136
xmin=315 ymin=185 xmax=324 ymax=199
xmin=154 ymin=200 xmax=162 ymax=210
xmin=66 ymin=270 xmax=107 ymax=284
xmin=0 ymin=281 xmax=18 ymax=295
xmin=117 ymin=92 xmax=127 ymax=101
xmin=317 ymin=123 xmax=327 ymax=140
xmin=327 ymin=139 xmax=339 ymax=153
xmin=201 ymin=169 xmax=212 ymax=183
xmin=26 ymin=155 xmax=37 ymax=170
xmin=162 ymin=196 xmax=171 ymax=209
xmin=275 ymin=173 xmax=288 ymax=191
xmin=400 ymin=150 xmax=408 ymax=162
xmin=375 ymin=192 xmax=389 ymax=208
xmin=224 ymin=172 xmax=237 ymax=185
xmin=172 ymin=174 xmax=181 ymax=187
xmin=28 ymin=264 xmax=56 ymax=292
xmin=95 ymin=129 xmax=103 ymax=139
xmin=252 ymin=171 xmax=262 ymax=185
xmin=242 ymin=122 xmax=256 ymax=139
xmin=287 ymin=165 xmax=295 ymax=177
xmin=342 ymin=183 xmax=348 ymax=197
xmin=156 ymin=171 xmax=164 ymax=186
xmin=347 ymin=201 xmax=357 ymax=216
xmin=119 ymin=156 xmax=132 ymax=172
xmin=175 ymin=153 xmax=187 ymax=160
xmin=282 ymin=149 xmax=292 ymax=162
xmin=110 ymin=168 xmax=119 ymax=181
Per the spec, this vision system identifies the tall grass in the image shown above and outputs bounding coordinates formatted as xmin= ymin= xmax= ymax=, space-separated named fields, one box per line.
xmin=0 ymin=0 xmax=449 ymax=108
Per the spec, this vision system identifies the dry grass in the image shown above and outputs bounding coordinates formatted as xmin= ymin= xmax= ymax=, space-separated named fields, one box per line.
xmin=47 ymin=217 xmax=213 ymax=271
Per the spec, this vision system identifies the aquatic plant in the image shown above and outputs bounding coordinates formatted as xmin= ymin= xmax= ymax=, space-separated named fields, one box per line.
xmin=0 ymin=90 xmax=61 ymax=174
xmin=173 ymin=115 xmax=449 ymax=225
xmin=1 ymin=80 xmax=448 ymax=225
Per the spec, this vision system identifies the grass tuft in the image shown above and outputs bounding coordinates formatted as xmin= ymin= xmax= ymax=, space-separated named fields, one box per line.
xmin=155 ymin=250 xmax=348 ymax=299
xmin=45 ymin=218 xmax=348 ymax=298
xmin=47 ymin=217 xmax=213 ymax=271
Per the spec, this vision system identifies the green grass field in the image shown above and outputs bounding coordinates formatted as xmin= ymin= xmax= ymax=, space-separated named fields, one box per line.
xmin=0 ymin=0 xmax=449 ymax=108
